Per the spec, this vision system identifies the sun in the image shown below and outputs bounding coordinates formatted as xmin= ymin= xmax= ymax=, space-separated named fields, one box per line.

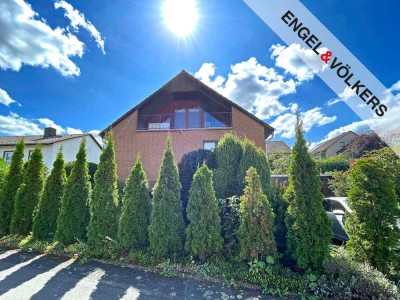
xmin=162 ymin=0 xmax=198 ymax=37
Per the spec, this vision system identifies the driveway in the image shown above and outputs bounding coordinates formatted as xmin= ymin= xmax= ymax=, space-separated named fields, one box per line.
xmin=0 ymin=249 xmax=274 ymax=300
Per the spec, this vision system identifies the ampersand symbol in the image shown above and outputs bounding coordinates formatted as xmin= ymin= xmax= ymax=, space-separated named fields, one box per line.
xmin=321 ymin=51 xmax=332 ymax=64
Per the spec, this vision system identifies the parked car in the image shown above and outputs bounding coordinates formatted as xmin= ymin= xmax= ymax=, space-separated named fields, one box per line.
xmin=323 ymin=197 xmax=351 ymax=244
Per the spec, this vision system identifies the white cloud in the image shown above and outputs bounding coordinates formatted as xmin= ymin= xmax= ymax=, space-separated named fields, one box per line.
xmin=37 ymin=118 xmax=65 ymax=133
xmin=327 ymin=86 xmax=356 ymax=106
xmin=0 ymin=0 xmax=104 ymax=77
xmin=0 ymin=88 xmax=17 ymax=106
xmin=66 ymin=127 xmax=83 ymax=134
xmin=271 ymin=107 xmax=337 ymax=138
xmin=0 ymin=112 xmax=43 ymax=135
xmin=89 ymin=129 xmax=101 ymax=135
xmin=54 ymin=0 xmax=105 ymax=54
xmin=270 ymin=43 xmax=327 ymax=82
xmin=195 ymin=58 xmax=296 ymax=119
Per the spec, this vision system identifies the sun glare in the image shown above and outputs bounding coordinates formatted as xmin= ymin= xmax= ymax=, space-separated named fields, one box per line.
xmin=162 ymin=0 xmax=198 ymax=37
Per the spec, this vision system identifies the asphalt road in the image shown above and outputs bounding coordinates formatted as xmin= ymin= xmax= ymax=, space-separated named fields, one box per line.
xmin=0 ymin=249 xmax=273 ymax=300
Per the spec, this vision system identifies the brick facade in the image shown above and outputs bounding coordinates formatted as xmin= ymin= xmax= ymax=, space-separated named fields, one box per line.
xmin=113 ymin=107 xmax=267 ymax=183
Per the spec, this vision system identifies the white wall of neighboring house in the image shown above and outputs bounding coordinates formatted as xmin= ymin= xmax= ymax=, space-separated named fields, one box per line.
xmin=325 ymin=132 xmax=358 ymax=157
xmin=0 ymin=135 xmax=102 ymax=171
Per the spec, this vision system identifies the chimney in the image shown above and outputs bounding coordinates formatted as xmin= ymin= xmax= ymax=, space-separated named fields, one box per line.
xmin=43 ymin=127 xmax=57 ymax=138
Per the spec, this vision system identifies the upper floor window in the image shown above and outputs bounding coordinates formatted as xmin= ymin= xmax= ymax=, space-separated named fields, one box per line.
xmin=204 ymin=141 xmax=217 ymax=151
xmin=3 ymin=151 xmax=14 ymax=165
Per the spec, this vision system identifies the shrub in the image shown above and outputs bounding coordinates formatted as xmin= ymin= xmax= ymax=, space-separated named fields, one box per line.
xmin=0 ymin=139 xmax=25 ymax=236
xmin=269 ymin=184 xmax=288 ymax=255
xmin=345 ymin=157 xmax=400 ymax=273
xmin=178 ymin=149 xmax=215 ymax=224
xmin=218 ymin=196 xmax=240 ymax=257
xmin=56 ymin=139 xmax=91 ymax=245
xmin=32 ymin=150 xmax=66 ymax=241
xmin=87 ymin=135 xmax=119 ymax=247
xmin=315 ymin=154 xmax=349 ymax=173
xmin=327 ymin=170 xmax=351 ymax=197
xmin=284 ymin=117 xmax=332 ymax=270
xmin=185 ymin=164 xmax=222 ymax=260
xmin=238 ymin=167 xmax=277 ymax=261
xmin=65 ymin=161 xmax=98 ymax=187
xmin=10 ymin=147 xmax=45 ymax=235
xmin=0 ymin=158 xmax=8 ymax=190
xmin=148 ymin=138 xmax=186 ymax=259
xmin=268 ymin=152 xmax=291 ymax=175
xmin=118 ymin=156 xmax=151 ymax=250
xmin=213 ymin=133 xmax=243 ymax=198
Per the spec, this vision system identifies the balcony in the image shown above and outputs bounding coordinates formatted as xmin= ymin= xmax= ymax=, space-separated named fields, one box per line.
xmin=137 ymin=112 xmax=232 ymax=130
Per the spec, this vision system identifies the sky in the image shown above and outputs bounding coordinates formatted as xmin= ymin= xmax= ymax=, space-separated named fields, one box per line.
xmin=0 ymin=0 xmax=399 ymax=148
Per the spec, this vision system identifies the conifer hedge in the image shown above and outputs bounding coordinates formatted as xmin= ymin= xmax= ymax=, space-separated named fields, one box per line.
xmin=10 ymin=147 xmax=45 ymax=235
xmin=185 ymin=164 xmax=222 ymax=260
xmin=87 ymin=136 xmax=119 ymax=247
xmin=284 ymin=117 xmax=332 ymax=270
xmin=0 ymin=139 xmax=25 ymax=236
xmin=0 ymin=158 xmax=8 ymax=191
xmin=148 ymin=138 xmax=185 ymax=259
xmin=32 ymin=150 xmax=66 ymax=241
xmin=118 ymin=156 xmax=151 ymax=249
xmin=56 ymin=139 xmax=91 ymax=244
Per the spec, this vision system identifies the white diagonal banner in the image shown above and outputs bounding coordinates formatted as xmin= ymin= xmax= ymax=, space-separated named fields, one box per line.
xmin=243 ymin=0 xmax=400 ymax=155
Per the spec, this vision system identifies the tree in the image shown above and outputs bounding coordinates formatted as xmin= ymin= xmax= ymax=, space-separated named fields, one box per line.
xmin=238 ymin=139 xmax=271 ymax=195
xmin=178 ymin=149 xmax=215 ymax=224
xmin=0 ymin=139 xmax=25 ymax=236
xmin=342 ymin=132 xmax=387 ymax=159
xmin=118 ymin=156 xmax=151 ymax=249
xmin=0 ymin=158 xmax=8 ymax=190
xmin=148 ymin=138 xmax=186 ymax=259
xmin=345 ymin=157 xmax=400 ymax=272
xmin=238 ymin=167 xmax=277 ymax=261
xmin=185 ymin=164 xmax=222 ymax=260
xmin=56 ymin=139 xmax=91 ymax=244
xmin=65 ymin=161 xmax=98 ymax=187
xmin=328 ymin=171 xmax=351 ymax=197
xmin=268 ymin=152 xmax=291 ymax=175
xmin=213 ymin=133 xmax=243 ymax=198
xmin=87 ymin=135 xmax=119 ymax=247
xmin=269 ymin=183 xmax=289 ymax=255
xmin=10 ymin=147 xmax=45 ymax=235
xmin=284 ymin=117 xmax=332 ymax=270
xmin=32 ymin=150 xmax=66 ymax=240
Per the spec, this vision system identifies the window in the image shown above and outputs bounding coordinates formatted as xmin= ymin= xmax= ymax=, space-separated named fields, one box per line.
xmin=28 ymin=150 xmax=34 ymax=159
xmin=204 ymin=141 xmax=217 ymax=151
xmin=174 ymin=108 xmax=186 ymax=129
xmin=3 ymin=151 xmax=14 ymax=165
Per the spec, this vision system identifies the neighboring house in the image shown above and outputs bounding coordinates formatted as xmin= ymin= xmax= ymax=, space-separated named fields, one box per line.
xmin=311 ymin=131 xmax=358 ymax=159
xmin=101 ymin=70 xmax=274 ymax=183
xmin=266 ymin=141 xmax=291 ymax=154
xmin=0 ymin=127 xmax=102 ymax=170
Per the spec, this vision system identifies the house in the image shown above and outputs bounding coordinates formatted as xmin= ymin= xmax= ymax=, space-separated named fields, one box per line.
xmin=311 ymin=131 xmax=358 ymax=159
xmin=266 ymin=141 xmax=291 ymax=154
xmin=0 ymin=127 xmax=102 ymax=170
xmin=101 ymin=70 xmax=274 ymax=184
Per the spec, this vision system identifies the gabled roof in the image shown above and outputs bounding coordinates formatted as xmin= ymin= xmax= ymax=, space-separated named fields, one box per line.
xmin=266 ymin=141 xmax=291 ymax=153
xmin=0 ymin=134 xmax=103 ymax=149
xmin=101 ymin=70 xmax=274 ymax=138
xmin=311 ymin=131 xmax=358 ymax=154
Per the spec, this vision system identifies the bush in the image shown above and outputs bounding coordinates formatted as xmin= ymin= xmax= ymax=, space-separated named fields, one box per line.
xmin=218 ymin=196 xmax=240 ymax=257
xmin=327 ymin=171 xmax=351 ymax=197
xmin=87 ymin=135 xmax=119 ymax=247
xmin=118 ymin=156 xmax=151 ymax=250
xmin=178 ymin=149 xmax=215 ymax=224
xmin=315 ymin=154 xmax=349 ymax=173
xmin=285 ymin=117 xmax=332 ymax=270
xmin=269 ymin=184 xmax=288 ymax=256
xmin=238 ymin=167 xmax=277 ymax=261
xmin=345 ymin=157 xmax=400 ymax=273
xmin=185 ymin=164 xmax=222 ymax=260
xmin=56 ymin=139 xmax=91 ymax=245
xmin=0 ymin=139 xmax=25 ymax=236
xmin=10 ymin=147 xmax=45 ymax=235
xmin=268 ymin=153 xmax=291 ymax=175
xmin=65 ymin=161 xmax=98 ymax=187
xmin=32 ymin=150 xmax=66 ymax=241
xmin=148 ymin=138 xmax=186 ymax=259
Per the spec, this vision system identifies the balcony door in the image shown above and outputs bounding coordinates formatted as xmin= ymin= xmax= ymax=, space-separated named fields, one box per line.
xmin=172 ymin=102 xmax=202 ymax=129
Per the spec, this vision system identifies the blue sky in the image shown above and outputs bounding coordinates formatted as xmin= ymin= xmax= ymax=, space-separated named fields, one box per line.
xmin=0 ymin=0 xmax=399 ymax=148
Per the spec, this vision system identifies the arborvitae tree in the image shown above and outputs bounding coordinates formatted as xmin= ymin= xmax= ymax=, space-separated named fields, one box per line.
xmin=32 ymin=150 xmax=66 ymax=241
xmin=148 ymin=138 xmax=186 ymax=259
xmin=345 ymin=157 xmax=400 ymax=273
xmin=269 ymin=183 xmax=289 ymax=255
xmin=238 ymin=167 xmax=277 ymax=260
xmin=214 ymin=133 xmax=243 ymax=198
xmin=56 ymin=139 xmax=91 ymax=244
xmin=185 ymin=164 xmax=222 ymax=260
xmin=87 ymin=135 xmax=119 ymax=247
xmin=0 ymin=158 xmax=8 ymax=190
xmin=0 ymin=139 xmax=25 ymax=236
xmin=238 ymin=139 xmax=271 ymax=195
xmin=284 ymin=117 xmax=332 ymax=270
xmin=10 ymin=147 xmax=45 ymax=235
xmin=118 ymin=156 xmax=151 ymax=249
